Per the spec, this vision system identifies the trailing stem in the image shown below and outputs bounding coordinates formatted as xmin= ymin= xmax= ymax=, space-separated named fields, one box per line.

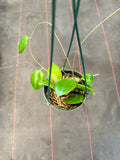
xmin=72 ymin=7 xmax=120 ymax=66
xmin=28 ymin=21 xmax=72 ymax=71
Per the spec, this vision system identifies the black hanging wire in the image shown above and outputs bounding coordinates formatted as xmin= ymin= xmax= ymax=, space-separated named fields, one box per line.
xmin=72 ymin=0 xmax=87 ymax=95
xmin=63 ymin=0 xmax=80 ymax=70
xmin=47 ymin=0 xmax=56 ymax=101
xmin=47 ymin=0 xmax=87 ymax=99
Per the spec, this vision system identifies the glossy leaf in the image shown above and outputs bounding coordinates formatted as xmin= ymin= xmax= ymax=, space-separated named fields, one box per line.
xmin=42 ymin=80 xmax=55 ymax=89
xmin=81 ymin=74 xmax=94 ymax=84
xmin=55 ymin=78 xmax=76 ymax=98
xmin=19 ymin=35 xmax=28 ymax=54
xmin=63 ymin=94 xmax=84 ymax=104
xmin=77 ymin=84 xmax=95 ymax=95
xmin=30 ymin=70 xmax=44 ymax=90
xmin=47 ymin=63 xmax=62 ymax=83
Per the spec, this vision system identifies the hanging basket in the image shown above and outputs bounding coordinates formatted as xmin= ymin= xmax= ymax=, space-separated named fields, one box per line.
xmin=18 ymin=0 xmax=95 ymax=112
xmin=43 ymin=69 xmax=86 ymax=111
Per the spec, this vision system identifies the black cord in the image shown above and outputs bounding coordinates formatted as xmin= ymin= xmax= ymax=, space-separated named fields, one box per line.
xmin=72 ymin=0 xmax=87 ymax=95
xmin=63 ymin=0 xmax=80 ymax=70
xmin=47 ymin=0 xmax=56 ymax=101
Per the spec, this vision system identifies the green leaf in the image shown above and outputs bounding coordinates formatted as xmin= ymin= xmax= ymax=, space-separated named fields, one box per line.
xmin=19 ymin=35 xmax=28 ymax=54
xmin=30 ymin=70 xmax=44 ymax=90
xmin=63 ymin=94 xmax=84 ymax=104
xmin=81 ymin=74 xmax=94 ymax=84
xmin=42 ymin=80 xmax=55 ymax=89
xmin=47 ymin=63 xmax=62 ymax=83
xmin=55 ymin=78 xmax=76 ymax=98
xmin=87 ymin=84 xmax=92 ymax=89
xmin=77 ymin=84 xmax=95 ymax=95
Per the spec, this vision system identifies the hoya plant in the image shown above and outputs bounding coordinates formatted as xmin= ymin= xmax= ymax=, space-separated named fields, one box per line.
xmin=19 ymin=35 xmax=95 ymax=110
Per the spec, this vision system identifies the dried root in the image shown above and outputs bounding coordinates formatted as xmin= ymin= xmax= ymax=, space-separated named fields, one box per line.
xmin=48 ymin=74 xmax=85 ymax=110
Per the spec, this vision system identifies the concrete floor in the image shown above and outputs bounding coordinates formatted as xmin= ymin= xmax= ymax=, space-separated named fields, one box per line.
xmin=0 ymin=0 xmax=120 ymax=160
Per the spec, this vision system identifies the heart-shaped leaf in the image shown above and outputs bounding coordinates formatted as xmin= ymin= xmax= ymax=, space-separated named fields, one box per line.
xmin=81 ymin=74 xmax=94 ymax=84
xmin=42 ymin=80 xmax=55 ymax=89
xmin=55 ymin=78 xmax=76 ymax=98
xmin=30 ymin=70 xmax=44 ymax=90
xmin=77 ymin=84 xmax=95 ymax=95
xmin=63 ymin=94 xmax=84 ymax=104
xmin=47 ymin=63 xmax=62 ymax=83
xmin=19 ymin=35 xmax=28 ymax=54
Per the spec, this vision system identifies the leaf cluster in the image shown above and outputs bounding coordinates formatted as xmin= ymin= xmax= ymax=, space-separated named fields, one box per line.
xmin=30 ymin=63 xmax=95 ymax=105
xmin=19 ymin=36 xmax=95 ymax=105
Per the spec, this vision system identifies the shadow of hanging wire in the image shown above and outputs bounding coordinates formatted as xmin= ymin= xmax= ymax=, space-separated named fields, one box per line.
xmin=11 ymin=0 xmax=23 ymax=160
xmin=45 ymin=0 xmax=54 ymax=160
